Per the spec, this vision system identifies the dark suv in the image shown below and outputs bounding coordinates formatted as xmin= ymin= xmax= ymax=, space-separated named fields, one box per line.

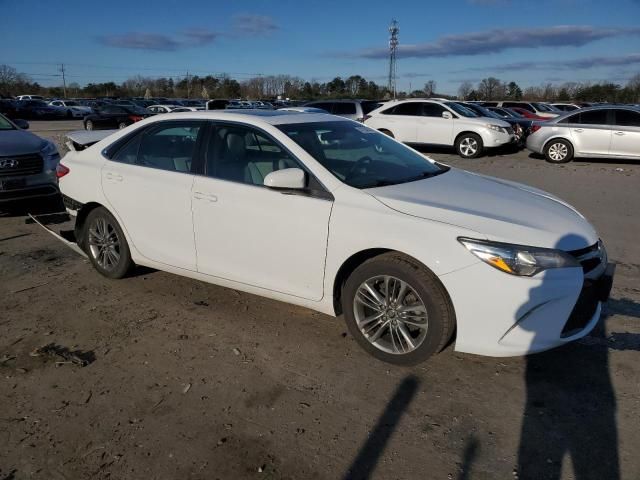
xmin=0 ymin=114 xmax=61 ymax=203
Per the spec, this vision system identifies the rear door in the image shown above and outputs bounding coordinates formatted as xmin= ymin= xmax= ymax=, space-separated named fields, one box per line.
xmin=375 ymin=102 xmax=421 ymax=142
xmin=568 ymin=109 xmax=613 ymax=156
xmin=416 ymin=103 xmax=454 ymax=145
xmin=101 ymin=120 xmax=205 ymax=270
xmin=610 ymin=109 xmax=640 ymax=158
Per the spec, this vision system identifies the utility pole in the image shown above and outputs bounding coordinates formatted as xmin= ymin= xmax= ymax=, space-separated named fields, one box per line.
xmin=387 ymin=19 xmax=399 ymax=99
xmin=60 ymin=64 xmax=67 ymax=98
xmin=186 ymin=71 xmax=191 ymax=99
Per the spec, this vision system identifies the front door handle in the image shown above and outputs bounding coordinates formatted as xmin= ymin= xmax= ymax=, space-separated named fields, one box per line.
xmin=104 ymin=172 xmax=123 ymax=182
xmin=193 ymin=191 xmax=218 ymax=202
xmin=614 ymin=131 xmax=625 ymax=136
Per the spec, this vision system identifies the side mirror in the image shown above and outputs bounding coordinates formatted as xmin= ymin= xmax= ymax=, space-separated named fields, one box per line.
xmin=442 ymin=111 xmax=453 ymax=120
xmin=264 ymin=168 xmax=306 ymax=190
xmin=14 ymin=119 xmax=29 ymax=129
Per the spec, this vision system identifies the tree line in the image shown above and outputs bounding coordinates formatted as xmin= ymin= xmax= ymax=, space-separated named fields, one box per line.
xmin=1 ymin=64 xmax=639 ymax=103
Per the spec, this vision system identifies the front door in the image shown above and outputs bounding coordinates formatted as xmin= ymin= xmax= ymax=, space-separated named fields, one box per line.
xmin=101 ymin=120 xmax=205 ymax=270
xmin=191 ymin=122 xmax=333 ymax=300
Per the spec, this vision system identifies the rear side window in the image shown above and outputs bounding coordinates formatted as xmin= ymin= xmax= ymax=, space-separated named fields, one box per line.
xmin=614 ymin=109 xmax=640 ymax=127
xmin=386 ymin=102 xmax=421 ymax=116
xmin=579 ymin=110 xmax=610 ymax=125
xmin=333 ymin=103 xmax=357 ymax=115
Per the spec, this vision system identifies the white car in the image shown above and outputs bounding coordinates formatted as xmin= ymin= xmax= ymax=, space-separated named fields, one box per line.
xmin=53 ymin=111 xmax=613 ymax=365
xmin=172 ymin=106 xmax=204 ymax=112
xmin=147 ymin=105 xmax=181 ymax=114
xmin=16 ymin=94 xmax=45 ymax=101
xmin=364 ymin=99 xmax=516 ymax=158
xmin=49 ymin=100 xmax=92 ymax=118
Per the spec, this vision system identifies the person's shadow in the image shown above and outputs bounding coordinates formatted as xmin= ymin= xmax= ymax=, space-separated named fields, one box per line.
xmin=517 ymin=233 xmax=620 ymax=480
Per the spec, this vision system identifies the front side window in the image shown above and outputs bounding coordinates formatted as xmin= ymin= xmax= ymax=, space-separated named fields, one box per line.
xmin=112 ymin=122 xmax=203 ymax=172
xmin=278 ymin=121 xmax=447 ymax=189
xmin=579 ymin=110 xmax=610 ymax=125
xmin=422 ymin=103 xmax=449 ymax=117
xmin=614 ymin=109 xmax=640 ymax=127
xmin=205 ymin=124 xmax=301 ymax=186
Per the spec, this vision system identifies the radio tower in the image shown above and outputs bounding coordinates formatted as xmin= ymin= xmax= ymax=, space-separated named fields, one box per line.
xmin=387 ymin=19 xmax=399 ymax=98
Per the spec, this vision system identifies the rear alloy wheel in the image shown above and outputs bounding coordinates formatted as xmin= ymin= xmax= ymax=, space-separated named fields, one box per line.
xmin=379 ymin=129 xmax=394 ymax=138
xmin=118 ymin=122 xmax=128 ymax=129
xmin=544 ymin=139 xmax=573 ymax=163
xmin=83 ymin=207 xmax=133 ymax=279
xmin=342 ymin=253 xmax=455 ymax=365
xmin=85 ymin=120 xmax=94 ymax=131
xmin=455 ymin=133 xmax=483 ymax=158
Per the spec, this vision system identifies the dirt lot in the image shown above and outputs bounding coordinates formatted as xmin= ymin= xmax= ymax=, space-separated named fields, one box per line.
xmin=1 ymin=120 xmax=639 ymax=480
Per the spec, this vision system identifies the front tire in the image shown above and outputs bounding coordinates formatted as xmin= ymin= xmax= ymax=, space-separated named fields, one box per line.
xmin=83 ymin=207 xmax=133 ymax=279
xmin=118 ymin=122 xmax=128 ymax=129
xmin=342 ymin=253 xmax=455 ymax=365
xmin=85 ymin=120 xmax=94 ymax=131
xmin=544 ymin=139 xmax=573 ymax=163
xmin=455 ymin=133 xmax=483 ymax=158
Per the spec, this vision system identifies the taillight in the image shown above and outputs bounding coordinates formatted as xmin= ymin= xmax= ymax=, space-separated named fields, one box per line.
xmin=56 ymin=163 xmax=70 ymax=178
xmin=530 ymin=124 xmax=542 ymax=134
xmin=129 ymin=115 xmax=143 ymax=122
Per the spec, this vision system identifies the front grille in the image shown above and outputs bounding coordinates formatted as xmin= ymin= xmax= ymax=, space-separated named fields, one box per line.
xmin=568 ymin=241 xmax=604 ymax=275
xmin=0 ymin=153 xmax=44 ymax=177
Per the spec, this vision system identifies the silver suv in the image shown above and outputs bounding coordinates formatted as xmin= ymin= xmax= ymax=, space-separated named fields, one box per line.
xmin=303 ymin=99 xmax=383 ymax=122
xmin=526 ymin=106 xmax=640 ymax=163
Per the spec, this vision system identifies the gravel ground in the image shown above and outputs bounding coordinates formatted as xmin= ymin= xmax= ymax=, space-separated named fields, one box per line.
xmin=1 ymin=120 xmax=639 ymax=480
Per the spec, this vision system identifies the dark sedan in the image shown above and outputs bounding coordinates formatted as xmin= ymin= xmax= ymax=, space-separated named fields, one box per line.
xmin=0 ymin=99 xmax=19 ymax=119
xmin=459 ymin=102 xmax=533 ymax=139
xmin=83 ymin=105 xmax=153 ymax=130
xmin=15 ymin=100 xmax=66 ymax=120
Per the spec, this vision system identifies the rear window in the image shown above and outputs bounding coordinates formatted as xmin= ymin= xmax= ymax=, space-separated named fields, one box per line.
xmin=615 ymin=109 xmax=640 ymax=127
xmin=333 ymin=103 xmax=357 ymax=115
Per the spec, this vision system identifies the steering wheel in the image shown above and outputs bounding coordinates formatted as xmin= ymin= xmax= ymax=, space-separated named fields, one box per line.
xmin=345 ymin=156 xmax=373 ymax=182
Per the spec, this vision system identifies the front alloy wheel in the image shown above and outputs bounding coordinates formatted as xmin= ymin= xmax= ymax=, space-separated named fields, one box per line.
xmin=456 ymin=133 xmax=483 ymax=158
xmin=353 ymin=275 xmax=428 ymax=355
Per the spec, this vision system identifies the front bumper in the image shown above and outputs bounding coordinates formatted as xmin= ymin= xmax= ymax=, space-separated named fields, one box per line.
xmin=0 ymin=170 xmax=60 ymax=203
xmin=439 ymin=260 xmax=614 ymax=357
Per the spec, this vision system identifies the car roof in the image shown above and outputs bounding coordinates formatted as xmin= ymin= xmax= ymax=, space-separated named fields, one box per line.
xmin=133 ymin=109 xmax=345 ymax=125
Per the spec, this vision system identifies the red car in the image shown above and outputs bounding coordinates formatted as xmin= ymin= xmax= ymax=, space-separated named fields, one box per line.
xmin=506 ymin=107 xmax=548 ymax=121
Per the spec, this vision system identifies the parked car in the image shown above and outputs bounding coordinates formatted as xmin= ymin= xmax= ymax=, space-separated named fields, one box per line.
xmin=172 ymin=107 xmax=204 ymax=112
xmin=278 ymin=106 xmax=329 ymax=113
xmin=526 ymin=106 xmax=640 ymax=163
xmin=49 ymin=100 xmax=92 ymax=118
xmin=83 ymin=105 xmax=152 ymax=130
xmin=481 ymin=101 xmax=560 ymax=118
xmin=15 ymin=100 xmax=66 ymax=120
xmin=304 ymin=100 xmax=382 ymax=122
xmin=78 ymin=99 xmax=110 ymax=110
xmin=0 ymin=99 xmax=19 ymax=119
xmin=0 ymin=113 xmax=61 ymax=203
xmin=458 ymin=102 xmax=531 ymax=141
xmin=206 ymin=99 xmax=233 ymax=110
xmin=365 ymin=99 xmax=515 ymax=158
xmin=15 ymin=95 xmax=45 ymax=101
xmin=147 ymin=105 xmax=181 ymax=114
xmin=551 ymin=103 xmax=581 ymax=112
xmin=177 ymin=99 xmax=206 ymax=108
xmin=504 ymin=107 xmax=549 ymax=121
xmin=53 ymin=110 xmax=614 ymax=364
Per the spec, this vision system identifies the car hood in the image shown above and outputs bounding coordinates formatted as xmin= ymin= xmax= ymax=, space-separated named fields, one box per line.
xmin=0 ymin=129 xmax=47 ymax=156
xmin=366 ymin=168 xmax=598 ymax=251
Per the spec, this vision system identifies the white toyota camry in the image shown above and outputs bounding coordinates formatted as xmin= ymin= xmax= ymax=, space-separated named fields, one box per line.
xmin=55 ymin=110 xmax=614 ymax=365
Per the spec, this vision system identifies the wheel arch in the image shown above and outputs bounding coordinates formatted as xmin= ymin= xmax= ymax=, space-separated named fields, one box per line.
xmin=74 ymin=201 xmax=106 ymax=249
xmin=454 ymin=130 xmax=483 ymax=144
xmin=542 ymin=135 xmax=574 ymax=153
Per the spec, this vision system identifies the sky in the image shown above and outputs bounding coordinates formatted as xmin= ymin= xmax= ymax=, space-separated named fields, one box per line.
xmin=1 ymin=0 xmax=640 ymax=95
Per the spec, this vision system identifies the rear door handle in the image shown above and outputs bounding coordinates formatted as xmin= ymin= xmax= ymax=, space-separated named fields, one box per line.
xmin=573 ymin=128 xmax=584 ymax=133
xmin=614 ymin=131 xmax=625 ymax=136
xmin=193 ymin=191 xmax=218 ymax=202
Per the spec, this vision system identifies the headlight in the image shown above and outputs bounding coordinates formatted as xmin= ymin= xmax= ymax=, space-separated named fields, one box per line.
xmin=40 ymin=141 xmax=59 ymax=159
xmin=458 ymin=237 xmax=579 ymax=276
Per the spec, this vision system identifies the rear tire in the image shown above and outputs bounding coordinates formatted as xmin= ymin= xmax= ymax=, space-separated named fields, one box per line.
xmin=85 ymin=120 xmax=94 ymax=131
xmin=544 ymin=139 xmax=573 ymax=163
xmin=83 ymin=207 xmax=133 ymax=279
xmin=455 ymin=133 xmax=483 ymax=158
xmin=342 ymin=253 xmax=455 ymax=366
xmin=379 ymin=129 xmax=394 ymax=138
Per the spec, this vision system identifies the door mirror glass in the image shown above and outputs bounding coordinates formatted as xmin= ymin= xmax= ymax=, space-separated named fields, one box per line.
xmin=264 ymin=168 xmax=306 ymax=190
xmin=442 ymin=111 xmax=453 ymax=120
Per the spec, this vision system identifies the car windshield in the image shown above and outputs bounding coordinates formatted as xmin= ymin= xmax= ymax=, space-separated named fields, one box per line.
xmin=504 ymin=108 xmax=525 ymax=118
xmin=277 ymin=121 xmax=448 ymax=189
xmin=445 ymin=102 xmax=479 ymax=118
xmin=532 ymin=103 xmax=557 ymax=112
xmin=460 ymin=103 xmax=501 ymax=119
xmin=0 ymin=114 xmax=15 ymax=130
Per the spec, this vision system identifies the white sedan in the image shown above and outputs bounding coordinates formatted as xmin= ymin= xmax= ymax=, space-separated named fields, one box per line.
xmin=55 ymin=111 xmax=613 ymax=364
xmin=49 ymin=100 xmax=92 ymax=118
